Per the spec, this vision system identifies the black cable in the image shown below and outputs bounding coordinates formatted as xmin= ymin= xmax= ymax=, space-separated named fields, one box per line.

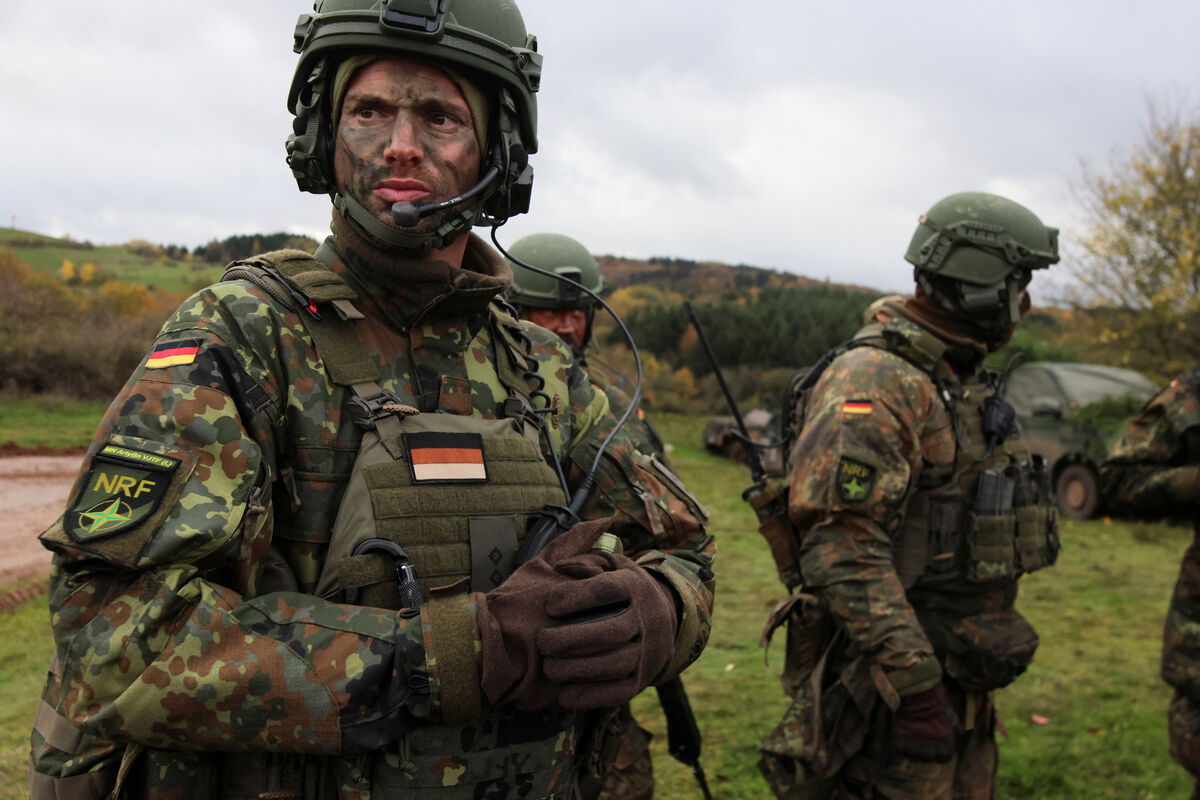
xmin=490 ymin=225 xmax=644 ymax=498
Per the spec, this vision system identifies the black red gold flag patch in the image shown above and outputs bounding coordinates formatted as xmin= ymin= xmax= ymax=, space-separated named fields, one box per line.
xmin=404 ymin=432 xmax=488 ymax=483
xmin=146 ymin=339 xmax=201 ymax=369
xmin=841 ymin=399 xmax=873 ymax=416
xmin=64 ymin=444 xmax=180 ymax=542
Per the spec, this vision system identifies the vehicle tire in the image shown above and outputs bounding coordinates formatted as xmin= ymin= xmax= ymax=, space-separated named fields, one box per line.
xmin=1055 ymin=463 xmax=1099 ymax=520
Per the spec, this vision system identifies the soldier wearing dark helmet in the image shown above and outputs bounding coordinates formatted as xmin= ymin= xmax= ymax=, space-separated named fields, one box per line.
xmin=506 ymin=233 xmax=669 ymax=464
xmin=27 ymin=3 xmax=714 ymax=799
xmin=1101 ymin=366 xmax=1200 ymax=796
xmin=758 ymin=192 xmax=1060 ymax=799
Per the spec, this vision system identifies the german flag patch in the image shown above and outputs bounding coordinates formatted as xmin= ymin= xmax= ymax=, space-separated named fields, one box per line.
xmin=841 ymin=399 xmax=873 ymax=416
xmin=146 ymin=339 xmax=201 ymax=369
xmin=404 ymin=432 xmax=488 ymax=483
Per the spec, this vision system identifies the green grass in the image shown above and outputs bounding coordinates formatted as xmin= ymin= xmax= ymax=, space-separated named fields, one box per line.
xmin=1 ymin=412 xmax=1193 ymax=798
xmin=0 ymin=595 xmax=51 ymax=797
xmin=0 ymin=396 xmax=107 ymax=448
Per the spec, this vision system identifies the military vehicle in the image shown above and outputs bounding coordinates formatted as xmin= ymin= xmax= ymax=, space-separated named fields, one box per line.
xmin=1007 ymin=361 xmax=1158 ymax=519
xmin=702 ymin=408 xmax=784 ymax=476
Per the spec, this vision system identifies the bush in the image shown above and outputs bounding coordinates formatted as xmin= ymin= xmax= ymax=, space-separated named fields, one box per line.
xmin=0 ymin=249 xmax=169 ymax=398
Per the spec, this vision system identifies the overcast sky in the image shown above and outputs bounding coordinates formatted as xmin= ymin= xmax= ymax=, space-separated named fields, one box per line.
xmin=2 ymin=2 xmax=1195 ymax=294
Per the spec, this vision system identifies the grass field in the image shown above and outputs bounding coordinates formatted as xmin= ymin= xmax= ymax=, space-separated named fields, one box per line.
xmin=0 ymin=412 xmax=1192 ymax=798
xmin=0 ymin=396 xmax=108 ymax=449
xmin=0 ymin=227 xmax=222 ymax=293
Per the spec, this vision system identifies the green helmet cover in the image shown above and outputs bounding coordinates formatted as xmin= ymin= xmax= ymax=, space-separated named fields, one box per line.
xmin=506 ymin=233 xmax=605 ymax=309
xmin=904 ymin=191 xmax=1059 ymax=285
xmin=285 ymin=0 xmax=542 ymax=251
xmin=904 ymin=191 xmax=1059 ymax=330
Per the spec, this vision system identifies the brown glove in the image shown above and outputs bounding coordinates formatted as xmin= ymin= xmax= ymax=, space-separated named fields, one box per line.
xmin=537 ymin=550 xmax=678 ymax=709
xmin=891 ymin=683 xmax=961 ymax=763
xmin=475 ymin=520 xmax=679 ymax=712
xmin=475 ymin=517 xmax=613 ymax=710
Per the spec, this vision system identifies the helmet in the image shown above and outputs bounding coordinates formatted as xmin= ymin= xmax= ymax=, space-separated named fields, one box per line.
xmin=506 ymin=233 xmax=605 ymax=310
xmin=506 ymin=233 xmax=605 ymax=353
xmin=904 ymin=191 xmax=1059 ymax=330
xmin=286 ymin=0 xmax=542 ymax=251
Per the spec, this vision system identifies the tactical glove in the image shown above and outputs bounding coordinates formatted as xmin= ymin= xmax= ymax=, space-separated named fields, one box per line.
xmin=891 ymin=683 xmax=960 ymax=763
xmin=475 ymin=517 xmax=614 ymax=710
xmin=537 ymin=549 xmax=678 ymax=709
xmin=475 ymin=519 xmax=679 ymax=712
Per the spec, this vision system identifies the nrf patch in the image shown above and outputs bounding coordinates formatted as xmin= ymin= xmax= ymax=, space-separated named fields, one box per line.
xmin=64 ymin=445 xmax=180 ymax=542
xmin=836 ymin=456 xmax=877 ymax=503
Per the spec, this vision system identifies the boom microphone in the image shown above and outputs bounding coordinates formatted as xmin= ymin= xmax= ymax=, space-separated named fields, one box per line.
xmin=389 ymin=164 xmax=499 ymax=227
xmin=388 ymin=145 xmax=529 ymax=228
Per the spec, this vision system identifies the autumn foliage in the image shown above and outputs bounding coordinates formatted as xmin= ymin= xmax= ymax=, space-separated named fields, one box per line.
xmin=1070 ymin=101 xmax=1200 ymax=383
xmin=0 ymin=249 xmax=178 ymax=398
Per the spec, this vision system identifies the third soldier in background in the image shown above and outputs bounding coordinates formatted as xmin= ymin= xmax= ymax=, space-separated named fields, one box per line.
xmin=1101 ymin=366 xmax=1200 ymax=798
xmin=505 ymin=232 xmax=668 ymax=800
xmin=759 ymin=192 xmax=1061 ymax=799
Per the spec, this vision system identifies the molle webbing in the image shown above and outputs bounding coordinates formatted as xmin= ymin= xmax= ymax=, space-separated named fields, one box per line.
xmin=332 ymin=431 xmax=565 ymax=606
xmin=223 ymin=250 xmax=381 ymax=387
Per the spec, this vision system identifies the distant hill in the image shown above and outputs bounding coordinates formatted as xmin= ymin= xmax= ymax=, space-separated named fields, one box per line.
xmin=0 ymin=226 xmax=876 ymax=302
xmin=596 ymin=254 xmax=877 ymax=300
xmin=0 ymin=228 xmax=319 ymax=295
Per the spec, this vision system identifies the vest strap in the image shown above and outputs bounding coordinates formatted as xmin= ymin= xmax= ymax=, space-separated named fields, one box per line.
xmin=425 ymin=591 xmax=483 ymax=723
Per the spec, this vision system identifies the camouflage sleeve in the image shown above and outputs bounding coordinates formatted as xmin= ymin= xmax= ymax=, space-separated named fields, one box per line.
xmin=1101 ymin=374 xmax=1200 ymax=518
xmin=35 ymin=285 xmax=433 ymax=758
xmin=524 ymin=326 xmax=715 ymax=680
xmin=1165 ymin=529 xmax=1200 ymax=698
xmin=789 ymin=347 xmax=944 ymax=696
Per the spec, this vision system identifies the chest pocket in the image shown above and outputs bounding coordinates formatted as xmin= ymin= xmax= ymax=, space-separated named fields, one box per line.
xmin=899 ymin=377 xmax=1060 ymax=588
xmin=316 ymin=411 xmax=566 ymax=608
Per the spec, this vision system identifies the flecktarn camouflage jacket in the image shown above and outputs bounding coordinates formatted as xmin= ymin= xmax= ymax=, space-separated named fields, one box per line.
xmin=29 ymin=229 xmax=714 ymax=800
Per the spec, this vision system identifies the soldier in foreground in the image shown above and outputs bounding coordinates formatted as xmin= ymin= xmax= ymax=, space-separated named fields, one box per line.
xmin=1101 ymin=366 xmax=1200 ymax=797
xmin=759 ymin=192 xmax=1061 ymax=799
xmin=505 ymin=232 xmax=667 ymax=800
xmin=28 ymin=2 xmax=714 ymax=798
xmin=506 ymin=232 xmax=668 ymax=463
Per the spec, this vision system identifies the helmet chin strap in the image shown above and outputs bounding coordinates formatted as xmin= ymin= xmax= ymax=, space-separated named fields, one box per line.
xmin=333 ymin=192 xmax=482 ymax=255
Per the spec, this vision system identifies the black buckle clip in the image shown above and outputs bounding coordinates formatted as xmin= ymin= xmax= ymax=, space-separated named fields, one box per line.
xmin=380 ymin=0 xmax=446 ymax=35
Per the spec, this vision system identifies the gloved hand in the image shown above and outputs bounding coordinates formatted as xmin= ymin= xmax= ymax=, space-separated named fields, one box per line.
xmin=891 ymin=683 xmax=960 ymax=763
xmin=475 ymin=517 xmax=614 ymax=710
xmin=537 ymin=549 xmax=678 ymax=709
xmin=475 ymin=519 xmax=678 ymax=711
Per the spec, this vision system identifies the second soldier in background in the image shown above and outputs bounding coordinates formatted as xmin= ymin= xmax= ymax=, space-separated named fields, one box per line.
xmin=760 ymin=192 xmax=1061 ymax=799
xmin=505 ymin=232 xmax=674 ymax=800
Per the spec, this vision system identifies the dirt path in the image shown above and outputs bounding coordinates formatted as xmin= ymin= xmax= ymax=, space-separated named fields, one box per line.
xmin=0 ymin=455 xmax=84 ymax=603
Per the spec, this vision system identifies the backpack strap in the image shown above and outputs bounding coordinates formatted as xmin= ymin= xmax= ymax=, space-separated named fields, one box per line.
xmin=223 ymin=249 xmax=379 ymax=387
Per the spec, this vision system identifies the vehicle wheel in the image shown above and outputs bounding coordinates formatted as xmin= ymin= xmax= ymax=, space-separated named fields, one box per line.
xmin=1055 ymin=463 xmax=1099 ymax=520
xmin=722 ymin=439 xmax=746 ymax=464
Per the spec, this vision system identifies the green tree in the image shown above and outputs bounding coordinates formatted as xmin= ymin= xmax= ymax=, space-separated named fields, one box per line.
xmin=1071 ymin=99 xmax=1200 ymax=383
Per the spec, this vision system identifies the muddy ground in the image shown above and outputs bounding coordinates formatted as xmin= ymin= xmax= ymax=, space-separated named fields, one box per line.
xmin=0 ymin=454 xmax=84 ymax=608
